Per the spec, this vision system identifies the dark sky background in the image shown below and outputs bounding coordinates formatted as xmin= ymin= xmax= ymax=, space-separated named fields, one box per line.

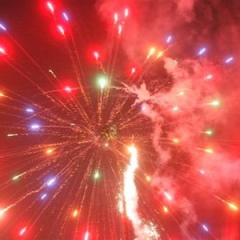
xmin=0 ymin=0 xmax=240 ymax=240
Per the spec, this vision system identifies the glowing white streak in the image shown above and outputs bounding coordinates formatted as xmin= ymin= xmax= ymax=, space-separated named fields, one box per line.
xmin=47 ymin=2 xmax=54 ymax=14
xmin=166 ymin=35 xmax=172 ymax=43
xmin=198 ymin=47 xmax=207 ymax=56
xmin=63 ymin=12 xmax=69 ymax=21
xmin=202 ymin=224 xmax=209 ymax=232
xmin=124 ymin=145 xmax=138 ymax=221
xmin=0 ymin=23 xmax=6 ymax=31
xmin=0 ymin=47 xmax=6 ymax=55
xmin=57 ymin=25 xmax=65 ymax=36
xmin=124 ymin=146 xmax=160 ymax=239
xmin=94 ymin=51 xmax=99 ymax=60
xmin=225 ymin=56 xmax=234 ymax=63
xmin=19 ymin=227 xmax=27 ymax=236
xmin=114 ymin=13 xmax=118 ymax=24
xmin=124 ymin=8 xmax=129 ymax=18
xmin=118 ymin=24 xmax=122 ymax=35
xmin=84 ymin=231 xmax=89 ymax=240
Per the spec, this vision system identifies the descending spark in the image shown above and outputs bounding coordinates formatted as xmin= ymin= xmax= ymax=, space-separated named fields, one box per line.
xmin=72 ymin=209 xmax=79 ymax=218
xmin=26 ymin=108 xmax=34 ymax=113
xmin=30 ymin=124 xmax=41 ymax=131
xmin=93 ymin=51 xmax=99 ymax=61
xmin=118 ymin=24 xmax=123 ymax=35
xmin=215 ymin=196 xmax=239 ymax=212
xmin=202 ymin=224 xmax=209 ymax=232
xmin=19 ymin=227 xmax=27 ymax=236
xmin=0 ymin=209 xmax=6 ymax=218
xmin=47 ymin=2 xmax=55 ymax=14
xmin=208 ymin=99 xmax=221 ymax=107
xmin=163 ymin=192 xmax=173 ymax=201
xmin=147 ymin=47 xmax=156 ymax=59
xmin=124 ymin=8 xmax=129 ymax=18
xmin=46 ymin=148 xmax=54 ymax=155
xmin=7 ymin=133 xmax=19 ymax=137
xmin=57 ymin=25 xmax=65 ymax=36
xmin=63 ymin=12 xmax=69 ymax=21
xmin=12 ymin=174 xmax=22 ymax=181
xmin=166 ymin=35 xmax=172 ymax=43
xmin=205 ymin=74 xmax=213 ymax=80
xmin=0 ymin=46 xmax=6 ymax=55
xmin=46 ymin=177 xmax=56 ymax=187
xmin=199 ymin=169 xmax=206 ymax=175
xmin=203 ymin=148 xmax=214 ymax=154
xmin=0 ymin=23 xmax=6 ymax=31
xmin=204 ymin=129 xmax=214 ymax=136
xmin=41 ymin=193 xmax=48 ymax=200
xmin=114 ymin=13 xmax=118 ymax=24
xmin=131 ymin=67 xmax=136 ymax=75
xmin=198 ymin=47 xmax=207 ymax=56
xmin=48 ymin=69 xmax=57 ymax=78
xmin=84 ymin=231 xmax=89 ymax=240
xmin=225 ymin=56 xmax=234 ymax=64
xmin=163 ymin=206 xmax=169 ymax=214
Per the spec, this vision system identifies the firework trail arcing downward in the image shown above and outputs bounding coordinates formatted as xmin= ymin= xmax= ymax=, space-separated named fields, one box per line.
xmin=124 ymin=145 xmax=160 ymax=240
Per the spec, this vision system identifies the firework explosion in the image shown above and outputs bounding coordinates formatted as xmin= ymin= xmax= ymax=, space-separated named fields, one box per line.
xmin=0 ymin=0 xmax=240 ymax=239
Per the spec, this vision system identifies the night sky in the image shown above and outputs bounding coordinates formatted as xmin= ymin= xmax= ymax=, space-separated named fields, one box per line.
xmin=0 ymin=1 xmax=240 ymax=240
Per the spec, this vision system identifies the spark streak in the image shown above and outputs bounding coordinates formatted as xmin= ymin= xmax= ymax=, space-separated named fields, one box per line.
xmin=123 ymin=145 xmax=159 ymax=239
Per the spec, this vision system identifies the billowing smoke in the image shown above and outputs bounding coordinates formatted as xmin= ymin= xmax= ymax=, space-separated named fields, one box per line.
xmin=97 ymin=0 xmax=240 ymax=238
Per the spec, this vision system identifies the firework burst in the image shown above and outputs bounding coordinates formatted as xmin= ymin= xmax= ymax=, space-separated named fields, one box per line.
xmin=0 ymin=1 xmax=240 ymax=239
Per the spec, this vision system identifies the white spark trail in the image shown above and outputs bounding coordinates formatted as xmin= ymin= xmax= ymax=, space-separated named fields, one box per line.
xmin=124 ymin=145 xmax=159 ymax=240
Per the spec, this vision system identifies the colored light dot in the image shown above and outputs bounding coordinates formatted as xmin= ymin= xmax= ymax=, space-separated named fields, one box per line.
xmin=41 ymin=193 xmax=47 ymax=200
xmin=198 ymin=47 xmax=207 ymax=56
xmin=228 ymin=202 xmax=238 ymax=211
xmin=209 ymin=99 xmax=220 ymax=107
xmin=47 ymin=177 xmax=56 ymax=186
xmin=72 ymin=209 xmax=79 ymax=218
xmin=26 ymin=108 xmax=34 ymax=113
xmin=204 ymin=129 xmax=214 ymax=136
xmin=19 ymin=227 xmax=27 ymax=236
xmin=30 ymin=124 xmax=40 ymax=130
xmin=172 ymin=106 xmax=179 ymax=111
xmin=164 ymin=192 xmax=173 ymax=201
xmin=166 ymin=35 xmax=172 ymax=43
xmin=98 ymin=76 xmax=108 ymax=89
xmin=12 ymin=175 xmax=21 ymax=181
xmin=0 ymin=209 xmax=6 ymax=218
xmin=202 ymin=224 xmax=209 ymax=232
xmin=146 ymin=176 xmax=151 ymax=182
xmin=205 ymin=74 xmax=213 ymax=80
xmin=225 ymin=57 xmax=234 ymax=64
xmin=172 ymin=138 xmax=180 ymax=143
xmin=93 ymin=171 xmax=101 ymax=180
xmin=204 ymin=148 xmax=214 ymax=154
xmin=163 ymin=206 xmax=169 ymax=213
xmin=46 ymin=148 xmax=54 ymax=155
